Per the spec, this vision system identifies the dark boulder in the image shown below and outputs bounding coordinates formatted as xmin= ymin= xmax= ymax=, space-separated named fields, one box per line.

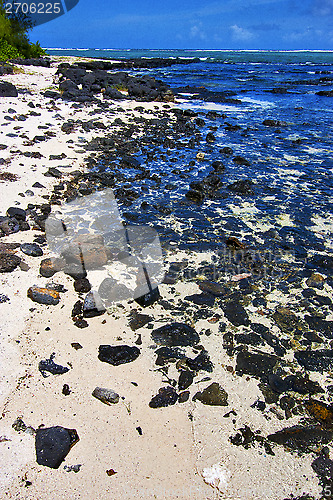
xmin=98 ymin=345 xmax=140 ymax=365
xmin=149 ymin=386 xmax=178 ymax=408
xmin=198 ymin=281 xmax=226 ymax=296
xmin=178 ymin=370 xmax=194 ymax=390
xmin=35 ymin=426 xmax=79 ymax=469
xmin=27 ymin=286 xmax=60 ymax=305
xmin=39 ymin=353 xmax=69 ymax=377
xmin=74 ymin=278 xmax=91 ymax=293
xmin=104 ymin=87 xmax=125 ymax=100
xmin=59 ymin=79 xmax=79 ymax=94
xmin=316 ymin=90 xmax=333 ymax=97
xmin=236 ymin=350 xmax=277 ymax=380
xmin=295 ymin=350 xmax=333 ymax=373
xmin=304 ymin=315 xmax=333 ymax=338
xmin=0 ymin=253 xmax=21 ymax=272
xmin=194 ymin=382 xmax=228 ymax=406
xmin=20 ymin=243 xmax=43 ymax=257
xmin=223 ymin=299 xmax=249 ymax=326
xmin=186 ymin=349 xmax=214 ymax=372
xmin=0 ymin=216 xmax=20 ymax=236
xmin=232 ymin=156 xmax=250 ymax=166
xmin=211 ymin=160 xmax=225 ymax=172
xmin=154 ymin=347 xmax=186 ymax=366
xmin=128 ymin=310 xmax=153 ymax=331
xmin=151 ymin=322 xmax=199 ymax=347
xmin=40 ymin=257 xmax=65 ymax=278
xmin=184 ymin=293 xmax=215 ymax=307
xmin=185 ymin=189 xmax=205 ymax=203
xmin=0 ymin=81 xmax=18 ymax=97
xmin=6 ymin=207 xmax=26 ymax=220
xmin=83 ymin=291 xmax=106 ymax=317
xmin=134 ymin=285 xmax=160 ymax=307
xmin=227 ymin=179 xmax=254 ymax=195
xmin=268 ymin=425 xmax=333 ymax=453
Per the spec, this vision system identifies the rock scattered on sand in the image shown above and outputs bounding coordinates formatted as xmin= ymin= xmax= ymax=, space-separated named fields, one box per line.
xmin=295 ymin=350 xmax=333 ymax=373
xmin=0 ymin=293 xmax=10 ymax=303
xmin=273 ymin=306 xmax=302 ymax=333
xmin=39 ymin=258 xmax=65 ymax=278
xmin=64 ymin=464 xmax=82 ymax=473
xmin=98 ymin=345 xmax=140 ymax=365
xmin=304 ymin=315 xmax=333 ymax=338
xmin=184 ymin=293 xmax=215 ymax=307
xmin=38 ymin=353 xmax=70 ymax=377
xmin=27 ymin=286 xmax=60 ymax=305
xmin=149 ymin=386 xmax=178 ymax=408
xmin=134 ymin=285 xmax=160 ymax=307
xmin=74 ymin=278 xmax=91 ymax=293
xmin=306 ymin=272 xmax=325 ymax=289
xmin=194 ymin=382 xmax=228 ymax=406
xmin=128 ymin=310 xmax=153 ymax=331
xmin=6 ymin=207 xmax=26 ymax=220
xmin=236 ymin=350 xmax=277 ymax=381
xmin=71 ymin=342 xmax=83 ymax=350
xmin=151 ymin=322 xmax=200 ymax=347
xmin=198 ymin=280 xmax=226 ymax=296
xmin=0 ymin=81 xmax=18 ymax=97
xmin=222 ymin=299 xmax=249 ymax=326
xmin=35 ymin=426 xmax=79 ymax=469
xmin=186 ymin=349 xmax=214 ymax=372
xmin=155 ymin=346 xmax=186 ymax=365
xmin=20 ymin=242 xmax=43 ymax=257
xmin=268 ymin=425 xmax=333 ymax=454
xmin=92 ymin=387 xmax=120 ymax=405
xmin=178 ymin=370 xmax=194 ymax=390
xmin=0 ymin=253 xmax=21 ymax=272
xmin=83 ymin=291 xmax=106 ymax=317
xmin=62 ymin=384 xmax=71 ymax=396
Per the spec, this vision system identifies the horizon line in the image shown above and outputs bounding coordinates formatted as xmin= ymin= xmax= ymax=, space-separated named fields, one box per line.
xmin=44 ymin=47 xmax=333 ymax=52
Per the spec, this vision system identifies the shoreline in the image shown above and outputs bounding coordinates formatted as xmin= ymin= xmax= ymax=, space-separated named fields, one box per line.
xmin=0 ymin=55 xmax=331 ymax=500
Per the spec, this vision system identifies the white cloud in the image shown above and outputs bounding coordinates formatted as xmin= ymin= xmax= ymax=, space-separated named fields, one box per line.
xmin=190 ymin=22 xmax=207 ymax=40
xmin=230 ymin=24 xmax=255 ymax=41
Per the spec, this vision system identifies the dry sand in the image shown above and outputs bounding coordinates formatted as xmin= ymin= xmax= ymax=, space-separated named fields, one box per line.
xmin=0 ymin=58 xmax=323 ymax=499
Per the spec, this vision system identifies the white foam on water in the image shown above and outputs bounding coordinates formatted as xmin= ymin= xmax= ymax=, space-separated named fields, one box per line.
xmin=241 ymin=96 xmax=276 ymax=108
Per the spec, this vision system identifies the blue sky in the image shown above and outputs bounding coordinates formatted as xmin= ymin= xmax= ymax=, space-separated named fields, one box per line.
xmin=30 ymin=0 xmax=333 ymax=50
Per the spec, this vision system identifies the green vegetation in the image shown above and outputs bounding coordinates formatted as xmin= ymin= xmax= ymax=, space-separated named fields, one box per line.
xmin=0 ymin=1 xmax=45 ymax=61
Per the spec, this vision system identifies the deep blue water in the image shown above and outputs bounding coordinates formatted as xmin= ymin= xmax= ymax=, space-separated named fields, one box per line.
xmin=48 ymin=49 xmax=333 ymax=265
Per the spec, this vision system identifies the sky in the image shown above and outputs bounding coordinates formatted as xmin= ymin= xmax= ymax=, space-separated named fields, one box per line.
xmin=29 ymin=0 xmax=333 ymax=50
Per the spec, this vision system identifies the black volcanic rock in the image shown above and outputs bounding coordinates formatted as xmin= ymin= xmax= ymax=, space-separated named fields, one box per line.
xmin=98 ymin=345 xmax=140 ymax=365
xmin=0 ymin=253 xmax=21 ymax=272
xmin=223 ymin=300 xmax=249 ymax=326
xmin=268 ymin=425 xmax=333 ymax=453
xmin=194 ymin=383 xmax=228 ymax=406
xmin=149 ymin=386 xmax=178 ymax=408
xmin=295 ymin=350 xmax=333 ymax=373
xmin=38 ymin=353 xmax=69 ymax=377
xmin=151 ymin=322 xmax=200 ymax=347
xmin=20 ymin=242 xmax=43 ymax=257
xmin=0 ymin=81 xmax=18 ymax=97
xmin=35 ymin=426 xmax=79 ymax=469
xmin=236 ymin=350 xmax=277 ymax=381
xmin=6 ymin=207 xmax=26 ymax=220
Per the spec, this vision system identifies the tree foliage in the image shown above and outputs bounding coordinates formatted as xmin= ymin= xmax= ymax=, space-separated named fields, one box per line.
xmin=0 ymin=0 xmax=45 ymax=60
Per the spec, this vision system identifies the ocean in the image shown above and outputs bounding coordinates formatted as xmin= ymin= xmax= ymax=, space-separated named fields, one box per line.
xmin=47 ymin=48 xmax=333 ymax=280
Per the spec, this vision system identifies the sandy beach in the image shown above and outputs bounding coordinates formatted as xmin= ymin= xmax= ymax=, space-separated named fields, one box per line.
xmin=0 ymin=56 xmax=332 ymax=500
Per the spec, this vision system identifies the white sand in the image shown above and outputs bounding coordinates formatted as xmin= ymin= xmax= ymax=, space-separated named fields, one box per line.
xmin=0 ymin=59 xmax=323 ymax=500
